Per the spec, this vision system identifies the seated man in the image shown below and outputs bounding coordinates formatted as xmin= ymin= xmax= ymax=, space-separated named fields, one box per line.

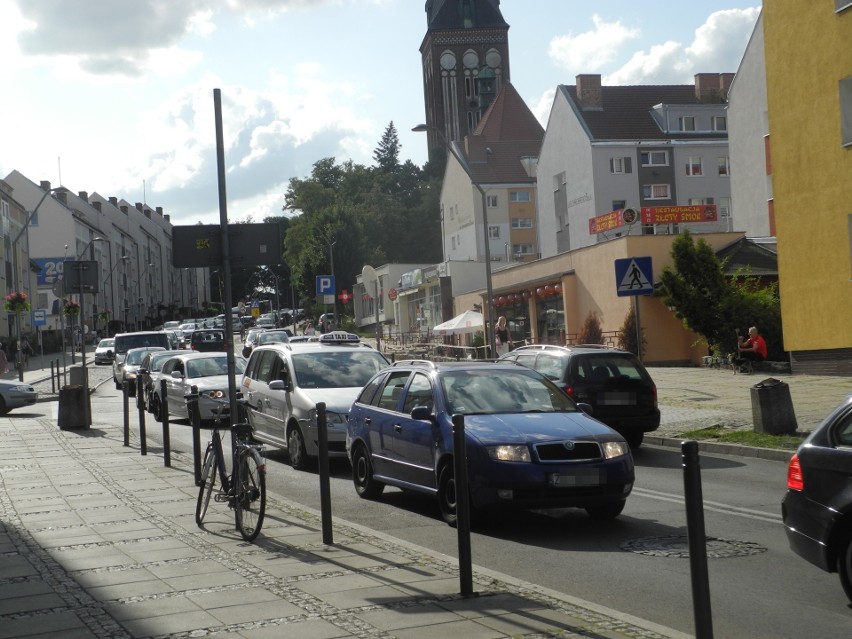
xmin=736 ymin=326 xmax=768 ymax=371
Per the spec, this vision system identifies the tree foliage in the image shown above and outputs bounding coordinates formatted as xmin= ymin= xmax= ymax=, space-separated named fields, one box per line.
xmin=576 ymin=311 xmax=603 ymax=345
xmin=658 ymin=231 xmax=783 ymax=359
xmin=617 ymin=304 xmax=645 ymax=357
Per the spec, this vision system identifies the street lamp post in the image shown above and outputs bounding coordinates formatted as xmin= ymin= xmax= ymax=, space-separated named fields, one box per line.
xmin=413 ymin=124 xmax=497 ymax=357
xmin=137 ymin=262 xmax=154 ymax=330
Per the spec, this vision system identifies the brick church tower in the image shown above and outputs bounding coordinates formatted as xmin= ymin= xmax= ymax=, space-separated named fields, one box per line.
xmin=420 ymin=0 xmax=510 ymax=156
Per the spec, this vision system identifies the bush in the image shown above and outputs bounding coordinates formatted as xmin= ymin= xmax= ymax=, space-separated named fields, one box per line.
xmin=617 ymin=305 xmax=645 ymax=357
xmin=576 ymin=311 xmax=603 ymax=345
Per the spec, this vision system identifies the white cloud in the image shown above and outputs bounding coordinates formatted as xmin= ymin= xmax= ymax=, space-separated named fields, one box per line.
xmin=548 ymin=15 xmax=640 ymax=72
xmin=605 ymin=8 xmax=760 ymax=85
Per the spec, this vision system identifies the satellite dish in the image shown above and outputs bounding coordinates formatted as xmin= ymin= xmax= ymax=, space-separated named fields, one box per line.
xmin=361 ymin=265 xmax=378 ymax=290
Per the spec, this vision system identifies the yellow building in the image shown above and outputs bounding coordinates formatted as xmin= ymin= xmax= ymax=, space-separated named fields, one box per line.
xmin=763 ymin=2 xmax=852 ymax=373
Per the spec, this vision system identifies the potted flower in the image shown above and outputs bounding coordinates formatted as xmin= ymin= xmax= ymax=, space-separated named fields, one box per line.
xmin=98 ymin=309 xmax=111 ymax=322
xmin=63 ymin=299 xmax=81 ymax=317
xmin=4 ymin=291 xmax=30 ymax=313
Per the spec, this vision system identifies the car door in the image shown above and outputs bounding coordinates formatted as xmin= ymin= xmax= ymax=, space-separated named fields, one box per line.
xmin=242 ymin=350 xmax=280 ymax=442
xmin=392 ymin=372 xmax=439 ymax=489
xmin=369 ymin=370 xmax=413 ymax=480
xmin=163 ymin=358 xmax=189 ymax=419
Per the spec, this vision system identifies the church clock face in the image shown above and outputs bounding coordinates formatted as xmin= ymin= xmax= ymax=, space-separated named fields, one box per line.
xmin=440 ymin=52 xmax=457 ymax=70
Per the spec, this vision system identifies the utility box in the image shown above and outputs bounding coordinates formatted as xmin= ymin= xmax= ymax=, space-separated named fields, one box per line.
xmin=750 ymin=378 xmax=797 ymax=435
xmin=58 ymin=385 xmax=91 ymax=430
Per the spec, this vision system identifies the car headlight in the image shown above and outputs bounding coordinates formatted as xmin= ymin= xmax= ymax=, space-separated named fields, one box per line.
xmin=307 ymin=409 xmax=347 ymax=425
xmin=201 ymin=389 xmax=226 ymax=399
xmin=602 ymin=441 xmax=630 ymax=459
xmin=487 ymin=445 xmax=531 ymax=462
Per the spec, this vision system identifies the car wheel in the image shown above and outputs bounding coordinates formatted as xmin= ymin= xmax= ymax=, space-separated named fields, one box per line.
xmin=352 ymin=445 xmax=384 ymax=499
xmin=151 ymin=395 xmax=162 ymax=422
xmin=839 ymin=531 xmax=852 ymax=602
xmin=437 ymin=464 xmax=457 ymax=526
xmin=585 ymin=499 xmax=626 ymax=520
xmin=0 ymin=397 xmax=9 ymax=416
xmin=625 ymin=431 xmax=644 ymax=449
xmin=114 ymin=377 xmax=121 ymax=390
xmin=287 ymin=425 xmax=309 ymax=470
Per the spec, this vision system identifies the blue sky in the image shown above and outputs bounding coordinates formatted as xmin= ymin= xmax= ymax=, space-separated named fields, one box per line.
xmin=0 ymin=1 xmax=761 ymax=226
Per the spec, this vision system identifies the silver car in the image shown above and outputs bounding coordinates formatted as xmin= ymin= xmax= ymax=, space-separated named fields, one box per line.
xmin=0 ymin=379 xmax=37 ymax=414
xmin=240 ymin=332 xmax=388 ymax=470
xmin=115 ymin=346 xmax=167 ymax=396
xmin=94 ymin=338 xmax=115 ymax=365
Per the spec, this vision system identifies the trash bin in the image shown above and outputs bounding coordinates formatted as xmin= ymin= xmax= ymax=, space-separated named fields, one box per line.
xmin=750 ymin=377 xmax=797 ymax=435
xmin=69 ymin=365 xmax=88 ymax=387
xmin=58 ymin=385 xmax=91 ymax=430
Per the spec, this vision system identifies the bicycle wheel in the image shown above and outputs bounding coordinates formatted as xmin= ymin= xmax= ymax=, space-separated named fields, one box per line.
xmin=195 ymin=445 xmax=217 ymax=526
xmin=234 ymin=448 xmax=266 ymax=542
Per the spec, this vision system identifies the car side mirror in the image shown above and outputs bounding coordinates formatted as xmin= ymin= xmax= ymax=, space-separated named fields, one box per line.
xmin=269 ymin=379 xmax=289 ymax=392
xmin=171 ymin=370 xmax=184 ymax=379
xmin=410 ymin=405 xmax=433 ymax=421
xmin=577 ymin=402 xmax=593 ymax=415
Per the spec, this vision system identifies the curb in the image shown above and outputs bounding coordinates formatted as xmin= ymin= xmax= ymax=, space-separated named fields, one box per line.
xmin=647 ymin=435 xmax=795 ymax=462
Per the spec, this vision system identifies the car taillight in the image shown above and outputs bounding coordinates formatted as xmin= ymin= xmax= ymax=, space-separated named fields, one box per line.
xmin=563 ymin=385 xmax=575 ymax=398
xmin=652 ymin=384 xmax=658 ymax=407
xmin=787 ymin=454 xmax=804 ymax=491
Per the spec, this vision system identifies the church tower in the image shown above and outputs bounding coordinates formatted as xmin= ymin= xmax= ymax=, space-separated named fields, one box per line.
xmin=420 ymin=0 xmax=510 ymax=156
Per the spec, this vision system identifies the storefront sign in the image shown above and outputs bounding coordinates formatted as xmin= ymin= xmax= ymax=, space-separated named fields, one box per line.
xmin=641 ymin=205 xmax=717 ymax=224
xmin=588 ymin=208 xmax=637 ymax=234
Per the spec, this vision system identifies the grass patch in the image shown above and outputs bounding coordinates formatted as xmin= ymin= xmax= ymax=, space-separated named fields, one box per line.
xmin=677 ymin=425 xmax=805 ymax=451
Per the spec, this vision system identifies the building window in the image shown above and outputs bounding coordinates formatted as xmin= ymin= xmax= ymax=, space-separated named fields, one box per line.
xmin=688 ymin=197 xmax=714 ymax=206
xmin=678 ymin=116 xmax=695 ymax=131
xmin=718 ymin=156 xmax=730 ymax=176
xmin=610 ymin=157 xmax=632 ymax=174
xmin=642 ymin=184 xmax=671 ymax=200
xmin=488 ymin=225 xmax=500 ymax=239
xmin=512 ymin=244 xmax=533 ymax=256
xmin=840 ymin=75 xmax=852 ymax=146
xmin=509 ymin=191 xmax=530 ymax=203
xmin=612 ymin=200 xmax=626 ymax=211
xmin=0 ymin=200 xmax=9 ymax=237
xmin=712 ymin=116 xmax=727 ymax=131
xmin=451 ymin=236 xmax=456 ymax=250
xmin=718 ymin=197 xmax=731 ymax=218
xmin=685 ymin=157 xmax=703 ymax=176
xmin=511 ymin=218 xmax=533 ymax=229
xmin=640 ymin=150 xmax=668 ymax=167
xmin=486 ymin=195 xmax=498 ymax=208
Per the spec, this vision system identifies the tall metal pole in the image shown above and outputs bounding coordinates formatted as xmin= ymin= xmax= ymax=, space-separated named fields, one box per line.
xmin=473 ymin=183 xmax=496 ymax=357
xmin=213 ymin=88 xmax=239 ymax=425
xmin=329 ymin=240 xmax=337 ymax=329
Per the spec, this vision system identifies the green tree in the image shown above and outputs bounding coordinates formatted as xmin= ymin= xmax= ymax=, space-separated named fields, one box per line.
xmin=658 ymin=231 xmax=783 ymax=359
xmin=618 ymin=304 xmax=645 ymax=357
xmin=373 ymin=122 xmax=401 ymax=172
xmin=576 ymin=310 xmax=603 ymax=344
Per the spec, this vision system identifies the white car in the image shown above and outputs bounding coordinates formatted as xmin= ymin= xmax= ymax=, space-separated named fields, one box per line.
xmin=94 ymin=338 xmax=115 ymax=365
xmin=115 ymin=346 xmax=167 ymax=396
xmin=240 ymin=332 xmax=388 ymax=470
xmin=152 ymin=352 xmax=246 ymax=426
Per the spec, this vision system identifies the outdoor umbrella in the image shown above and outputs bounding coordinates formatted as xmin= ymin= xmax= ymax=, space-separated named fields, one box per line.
xmin=432 ymin=310 xmax=484 ymax=335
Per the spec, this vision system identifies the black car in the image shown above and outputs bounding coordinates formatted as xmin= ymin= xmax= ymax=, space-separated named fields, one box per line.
xmin=190 ymin=329 xmax=226 ymax=352
xmin=498 ymin=344 xmax=659 ymax=448
xmin=347 ymin=360 xmax=634 ymax=525
xmin=782 ymin=394 xmax=852 ymax=602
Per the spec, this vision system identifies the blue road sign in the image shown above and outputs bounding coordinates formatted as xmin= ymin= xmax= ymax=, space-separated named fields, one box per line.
xmin=615 ymin=256 xmax=654 ymax=296
xmin=32 ymin=309 xmax=47 ymax=326
xmin=316 ymin=275 xmax=335 ymax=296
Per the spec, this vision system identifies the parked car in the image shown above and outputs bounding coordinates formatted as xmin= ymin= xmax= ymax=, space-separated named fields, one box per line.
xmin=240 ymin=332 xmax=389 ymax=469
xmin=255 ymin=316 xmax=277 ymax=329
xmin=782 ymin=394 xmax=852 ymax=602
xmin=94 ymin=338 xmax=115 ymax=365
xmin=0 ymin=379 xmax=38 ymax=414
xmin=190 ymin=329 xmax=226 ymax=352
xmin=138 ymin=350 xmax=181 ymax=415
xmin=151 ymin=352 xmax=246 ymax=426
xmin=498 ymin=344 xmax=659 ymax=448
xmin=114 ymin=346 xmax=167 ymax=396
xmin=255 ymin=329 xmax=290 ymax=348
xmin=347 ymin=360 xmax=634 ymax=526
xmin=112 ymin=331 xmax=172 ymax=390
xmin=177 ymin=322 xmax=199 ymax=348
xmin=241 ymin=327 xmax=265 ymax=358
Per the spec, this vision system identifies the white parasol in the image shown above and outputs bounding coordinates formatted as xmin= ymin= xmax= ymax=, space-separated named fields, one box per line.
xmin=432 ymin=310 xmax=484 ymax=335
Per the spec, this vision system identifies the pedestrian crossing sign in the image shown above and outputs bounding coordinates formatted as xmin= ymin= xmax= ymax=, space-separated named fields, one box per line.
xmin=614 ymin=256 xmax=654 ymax=297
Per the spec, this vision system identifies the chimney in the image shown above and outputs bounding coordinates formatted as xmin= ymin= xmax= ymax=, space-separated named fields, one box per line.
xmin=575 ymin=74 xmax=602 ymax=110
xmin=135 ymin=202 xmax=143 ymax=212
xmin=120 ymin=205 xmax=128 ymax=214
xmin=719 ymin=73 xmax=735 ymax=100
xmin=40 ymin=181 xmax=51 ymax=191
xmin=144 ymin=209 xmax=151 ymax=219
xmin=78 ymin=191 xmax=88 ymax=202
xmin=109 ymin=196 xmax=118 ymax=206
xmin=92 ymin=201 xmax=102 ymax=212
xmin=694 ymin=73 xmax=726 ymax=102
xmin=56 ymin=191 xmax=67 ymax=204
xmin=156 ymin=206 xmax=163 ymax=216
xmin=164 ymin=214 xmax=170 ymax=223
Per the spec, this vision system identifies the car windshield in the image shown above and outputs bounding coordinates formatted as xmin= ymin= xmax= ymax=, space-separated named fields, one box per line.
xmin=258 ymin=331 xmax=289 ymax=344
xmin=186 ymin=357 xmax=246 ymax=378
xmin=148 ymin=352 xmax=174 ymax=371
xmin=126 ymin=349 xmax=160 ymax=365
xmin=292 ymin=350 xmax=387 ymax=389
xmin=441 ymin=369 xmax=579 ymax=415
xmin=98 ymin=339 xmax=114 ymax=349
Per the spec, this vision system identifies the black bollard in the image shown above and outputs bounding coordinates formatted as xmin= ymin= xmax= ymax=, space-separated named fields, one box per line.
xmin=682 ymin=440 xmax=714 ymax=639
xmin=452 ymin=414 xmax=474 ymax=597
xmin=160 ymin=379 xmax=171 ymax=467
xmin=122 ymin=380 xmax=130 ymax=447
xmin=137 ymin=380 xmax=147 ymax=456
xmin=188 ymin=385 xmax=201 ymax=485
xmin=316 ymin=402 xmax=333 ymax=545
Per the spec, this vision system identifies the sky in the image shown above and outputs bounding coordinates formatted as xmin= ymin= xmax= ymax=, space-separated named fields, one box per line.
xmin=0 ymin=1 xmax=761 ymax=227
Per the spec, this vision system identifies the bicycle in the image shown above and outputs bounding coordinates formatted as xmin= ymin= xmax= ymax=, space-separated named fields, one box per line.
xmin=195 ymin=404 xmax=267 ymax=542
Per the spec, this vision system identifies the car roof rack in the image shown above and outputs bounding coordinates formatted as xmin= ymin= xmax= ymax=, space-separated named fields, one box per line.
xmin=390 ymin=359 xmax=438 ymax=369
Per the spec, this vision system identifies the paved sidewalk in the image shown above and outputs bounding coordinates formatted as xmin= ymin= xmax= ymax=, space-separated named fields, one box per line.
xmin=1 ymin=356 xmax=688 ymax=639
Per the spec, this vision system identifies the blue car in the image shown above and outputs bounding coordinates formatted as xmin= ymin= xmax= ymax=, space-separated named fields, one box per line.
xmin=346 ymin=360 xmax=634 ymax=525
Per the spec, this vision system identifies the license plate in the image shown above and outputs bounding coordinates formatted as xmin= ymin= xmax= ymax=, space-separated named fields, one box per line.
xmin=599 ymin=392 xmax=635 ymax=406
xmin=549 ymin=470 xmax=602 ymax=487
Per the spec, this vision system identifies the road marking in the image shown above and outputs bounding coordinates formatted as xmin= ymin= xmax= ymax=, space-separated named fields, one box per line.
xmin=632 ymin=487 xmax=783 ymax=524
